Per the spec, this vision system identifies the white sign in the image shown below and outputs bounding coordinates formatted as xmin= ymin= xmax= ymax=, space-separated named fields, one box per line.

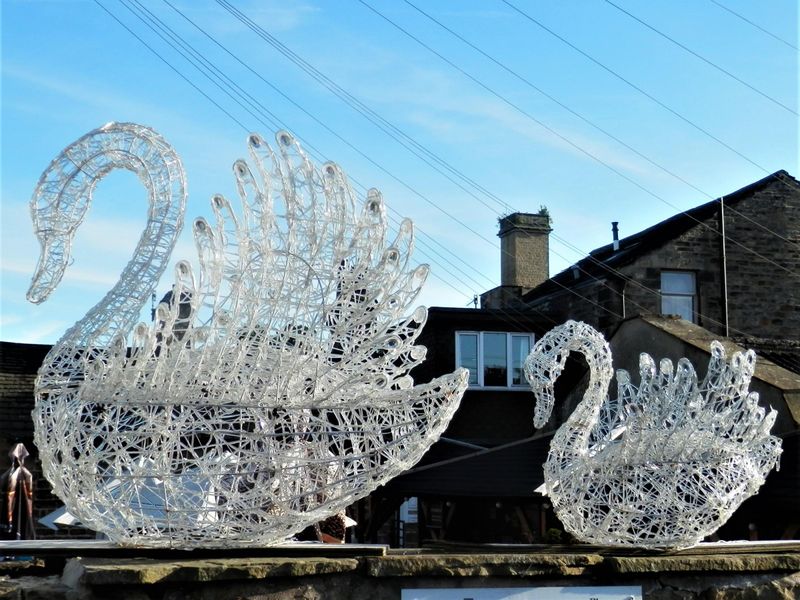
xmin=402 ymin=586 xmax=641 ymax=600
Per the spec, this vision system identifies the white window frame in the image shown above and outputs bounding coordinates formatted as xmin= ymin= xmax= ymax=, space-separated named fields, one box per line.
xmin=660 ymin=270 xmax=697 ymax=323
xmin=455 ymin=331 xmax=534 ymax=389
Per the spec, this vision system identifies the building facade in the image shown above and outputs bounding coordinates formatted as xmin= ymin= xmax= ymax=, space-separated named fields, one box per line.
xmin=482 ymin=170 xmax=800 ymax=341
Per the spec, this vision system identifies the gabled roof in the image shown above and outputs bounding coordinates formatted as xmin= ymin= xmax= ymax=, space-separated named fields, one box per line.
xmin=523 ymin=170 xmax=797 ymax=301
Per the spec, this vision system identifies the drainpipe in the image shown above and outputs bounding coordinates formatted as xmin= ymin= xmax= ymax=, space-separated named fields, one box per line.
xmin=611 ymin=223 xmax=626 ymax=318
xmin=621 ymin=280 xmax=627 ymax=319
xmin=720 ymin=197 xmax=729 ymax=336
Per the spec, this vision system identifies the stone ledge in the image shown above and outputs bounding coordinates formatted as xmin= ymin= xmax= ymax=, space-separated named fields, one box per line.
xmin=365 ymin=553 xmax=602 ymax=578
xmin=604 ymin=552 xmax=800 ymax=575
xmin=2 ymin=550 xmax=799 ymax=600
xmin=62 ymin=550 xmax=800 ymax=586
xmin=69 ymin=556 xmax=360 ymax=586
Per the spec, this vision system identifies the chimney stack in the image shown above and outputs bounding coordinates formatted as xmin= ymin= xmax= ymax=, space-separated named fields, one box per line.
xmin=612 ymin=221 xmax=620 ymax=251
xmin=480 ymin=210 xmax=552 ymax=309
xmin=498 ymin=211 xmax=552 ymax=290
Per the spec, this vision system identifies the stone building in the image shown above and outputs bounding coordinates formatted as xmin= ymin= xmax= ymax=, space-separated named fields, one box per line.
xmin=482 ymin=170 xmax=800 ymax=341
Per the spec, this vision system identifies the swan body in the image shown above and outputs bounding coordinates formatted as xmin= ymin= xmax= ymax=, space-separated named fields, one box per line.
xmin=28 ymin=123 xmax=467 ymax=548
xmin=524 ymin=320 xmax=781 ymax=549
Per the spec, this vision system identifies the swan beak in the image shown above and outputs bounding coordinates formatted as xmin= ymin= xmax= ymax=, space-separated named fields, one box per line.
xmin=27 ymin=238 xmax=68 ymax=304
xmin=532 ymin=382 xmax=556 ymax=429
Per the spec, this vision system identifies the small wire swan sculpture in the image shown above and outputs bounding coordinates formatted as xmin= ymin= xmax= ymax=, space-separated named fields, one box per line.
xmin=524 ymin=320 xmax=782 ymax=549
xmin=28 ymin=122 xmax=468 ymax=548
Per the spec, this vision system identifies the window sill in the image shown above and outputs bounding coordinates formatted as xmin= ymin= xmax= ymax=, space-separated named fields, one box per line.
xmin=466 ymin=386 xmax=531 ymax=392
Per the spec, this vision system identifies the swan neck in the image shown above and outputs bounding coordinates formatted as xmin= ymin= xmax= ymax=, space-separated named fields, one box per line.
xmin=32 ymin=124 xmax=186 ymax=353
xmin=533 ymin=322 xmax=614 ymax=454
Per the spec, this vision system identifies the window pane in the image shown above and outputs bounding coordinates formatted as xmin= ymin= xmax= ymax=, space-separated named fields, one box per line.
xmin=662 ymin=295 xmax=694 ymax=321
xmin=457 ymin=333 xmax=479 ymax=385
xmin=511 ymin=335 xmax=531 ymax=385
xmin=483 ymin=333 xmax=507 ymax=386
xmin=661 ymin=271 xmax=695 ymax=294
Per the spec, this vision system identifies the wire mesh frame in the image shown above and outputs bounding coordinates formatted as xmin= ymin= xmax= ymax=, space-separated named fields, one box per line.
xmin=28 ymin=122 xmax=468 ymax=548
xmin=524 ymin=320 xmax=782 ymax=549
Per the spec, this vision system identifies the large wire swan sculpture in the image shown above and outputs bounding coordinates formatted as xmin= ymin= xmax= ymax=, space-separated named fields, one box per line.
xmin=28 ymin=122 xmax=468 ymax=548
xmin=524 ymin=320 xmax=781 ymax=549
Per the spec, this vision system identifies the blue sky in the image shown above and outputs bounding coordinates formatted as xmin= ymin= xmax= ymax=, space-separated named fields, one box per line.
xmin=1 ymin=0 xmax=797 ymax=344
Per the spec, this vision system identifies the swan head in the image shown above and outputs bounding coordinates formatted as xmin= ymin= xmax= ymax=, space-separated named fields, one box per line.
xmin=525 ymin=320 xmax=615 ymax=431
xmin=26 ymin=125 xmax=115 ymax=304
xmin=26 ymin=122 xmax=188 ymax=308
xmin=524 ymin=350 xmax=559 ymax=429
xmin=531 ymin=380 xmax=556 ymax=429
xmin=27 ymin=163 xmax=94 ymax=304
xmin=27 ymin=222 xmax=75 ymax=304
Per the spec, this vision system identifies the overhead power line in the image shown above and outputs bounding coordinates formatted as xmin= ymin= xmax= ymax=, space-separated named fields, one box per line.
xmin=358 ymin=0 xmax=799 ymax=278
xmin=399 ymin=0 xmax=799 ymax=250
xmin=499 ymin=0 xmax=800 ymax=197
xmin=707 ymin=0 xmax=798 ymax=51
xmin=98 ymin=0 xmax=560 ymax=332
xmin=500 ymin=0 xmax=778 ymax=175
xmin=160 ymin=0 xmax=800 ymax=325
xmin=94 ymin=0 xmax=250 ymax=133
xmin=211 ymin=0 xmax=515 ymax=218
xmin=95 ymin=0 xmax=795 ymax=339
xmin=211 ymin=0 xmax=797 ymax=321
xmin=601 ymin=0 xmax=797 ymax=115
xmin=212 ymin=1 xmax=800 ymax=319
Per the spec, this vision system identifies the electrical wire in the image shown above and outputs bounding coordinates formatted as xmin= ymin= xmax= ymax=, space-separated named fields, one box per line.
xmin=211 ymin=0 xmax=515 ymax=218
xmin=101 ymin=0 xmax=560 ymax=333
xmin=358 ymin=0 xmax=800 ymax=278
xmin=400 ymin=0 xmax=800 ymax=249
xmin=601 ymin=0 xmax=797 ymax=115
xmin=161 ymin=0 xmax=528 ymax=286
xmin=93 ymin=0 xmax=250 ymax=133
xmin=707 ymin=0 xmax=798 ymax=51
xmin=500 ymin=0 xmax=779 ymax=175
xmin=97 ymin=1 xmax=792 ymax=339
xmin=146 ymin=2 xmax=793 ymax=334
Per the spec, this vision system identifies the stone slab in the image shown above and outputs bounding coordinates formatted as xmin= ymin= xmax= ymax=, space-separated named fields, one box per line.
xmin=365 ymin=553 xmax=603 ymax=578
xmin=69 ymin=556 xmax=360 ymax=586
xmin=604 ymin=552 xmax=800 ymax=575
xmin=0 ymin=548 xmax=797 ymax=600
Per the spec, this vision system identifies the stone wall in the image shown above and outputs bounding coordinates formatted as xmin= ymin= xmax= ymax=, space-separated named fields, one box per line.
xmin=527 ymin=174 xmax=800 ymax=339
xmin=622 ymin=176 xmax=800 ymax=338
xmin=2 ymin=545 xmax=798 ymax=600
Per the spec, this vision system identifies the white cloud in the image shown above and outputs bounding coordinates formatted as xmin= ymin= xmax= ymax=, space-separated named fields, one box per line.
xmin=2 ymin=62 xmax=154 ymax=118
xmin=326 ymin=54 xmax=663 ymax=180
xmin=6 ymin=319 xmax=69 ymax=345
